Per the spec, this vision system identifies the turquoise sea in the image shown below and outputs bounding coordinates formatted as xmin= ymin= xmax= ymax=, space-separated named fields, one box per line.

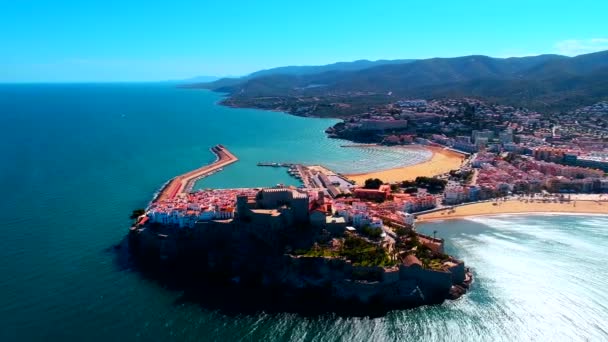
xmin=1 ymin=83 xmax=607 ymax=341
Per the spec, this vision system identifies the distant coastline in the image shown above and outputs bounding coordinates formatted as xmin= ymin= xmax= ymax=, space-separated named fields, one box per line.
xmin=198 ymin=90 xmax=467 ymax=180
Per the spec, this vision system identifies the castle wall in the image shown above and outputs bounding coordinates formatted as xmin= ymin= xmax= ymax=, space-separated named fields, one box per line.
xmin=351 ymin=265 xmax=384 ymax=282
xmin=448 ymin=261 xmax=466 ymax=284
xmin=291 ymin=197 xmax=309 ymax=223
xmin=382 ymin=266 xmax=400 ymax=284
xmin=256 ymin=189 xmax=309 ymax=223
xmin=325 ymin=219 xmax=347 ymax=236
xmin=132 ymin=221 xmax=464 ymax=308
xmin=333 ymin=279 xmax=383 ymax=303
xmin=257 ymin=189 xmax=292 ymax=208
xmin=310 ymin=211 xmax=326 ymax=227
xmin=399 ymin=265 xmax=453 ymax=294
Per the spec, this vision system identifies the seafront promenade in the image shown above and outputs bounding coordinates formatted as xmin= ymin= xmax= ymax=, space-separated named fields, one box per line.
xmin=156 ymin=145 xmax=238 ymax=201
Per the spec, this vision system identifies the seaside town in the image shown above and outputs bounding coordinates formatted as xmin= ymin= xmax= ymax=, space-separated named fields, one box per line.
xmin=143 ymin=99 xmax=608 ymax=226
xmin=129 ymin=98 xmax=608 ymax=309
xmin=325 ymin=98 xmax=608 ymax=203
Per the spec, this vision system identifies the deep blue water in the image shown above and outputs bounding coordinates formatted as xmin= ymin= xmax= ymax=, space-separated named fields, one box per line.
xmin=1 ymin=83 xmax=607 ymax=341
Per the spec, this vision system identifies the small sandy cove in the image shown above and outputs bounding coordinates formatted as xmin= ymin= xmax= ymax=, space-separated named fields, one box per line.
xmin=346 ymin=145 xmax=465 ymax=184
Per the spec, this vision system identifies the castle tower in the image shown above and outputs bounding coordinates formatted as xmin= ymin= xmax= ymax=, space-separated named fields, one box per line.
xmin=317 ymin=190 xmax=325 ymax=205
xmin=236 ymin=195 xmax=250 ymax=220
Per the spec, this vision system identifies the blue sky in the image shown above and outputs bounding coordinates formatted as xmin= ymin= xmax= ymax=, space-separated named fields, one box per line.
xmin=1 ymin=0 xmax=607 ymax=82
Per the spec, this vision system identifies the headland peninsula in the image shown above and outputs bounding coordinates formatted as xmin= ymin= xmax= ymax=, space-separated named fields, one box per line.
xmin=128 ymin=145 xmax=474 ymax=314
xmin=127 ymin=141 xmax=608 ymax=316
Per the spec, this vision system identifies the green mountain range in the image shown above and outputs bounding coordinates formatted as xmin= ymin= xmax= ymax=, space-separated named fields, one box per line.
xmin=194 ymin=59 xmax=415 ymax=91
xmin=194 ymin=50 xmax=608 ymax=114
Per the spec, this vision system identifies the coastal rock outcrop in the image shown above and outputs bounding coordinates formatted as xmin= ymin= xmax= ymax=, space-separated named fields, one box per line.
xmin=127 ymin=219 xmax=472 ymax=314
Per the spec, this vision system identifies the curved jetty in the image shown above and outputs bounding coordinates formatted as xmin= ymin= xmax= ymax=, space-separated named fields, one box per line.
xmin=156 ymin=145 xmax=238 ymax=201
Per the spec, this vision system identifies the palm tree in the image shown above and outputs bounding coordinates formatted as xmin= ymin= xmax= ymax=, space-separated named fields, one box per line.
xmin=433 ymin=230 xmax=438 ymax=240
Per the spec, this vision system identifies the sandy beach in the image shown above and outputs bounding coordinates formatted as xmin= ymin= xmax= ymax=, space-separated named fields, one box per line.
xmin=346 ymin=145 xmax=466 ymax=185
xmin=417 ymin=198 xmax=608 ymax=222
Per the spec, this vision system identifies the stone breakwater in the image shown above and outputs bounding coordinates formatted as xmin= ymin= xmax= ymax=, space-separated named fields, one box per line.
xmin=156 ymin=145 xmax=238 ymax=202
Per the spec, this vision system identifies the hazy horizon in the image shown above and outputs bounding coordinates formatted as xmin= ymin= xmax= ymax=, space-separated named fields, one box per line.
xmin=2 ymin=0 xmax=607 ymax=82
xmin=2 ymin=49 xmax=607 ymax=84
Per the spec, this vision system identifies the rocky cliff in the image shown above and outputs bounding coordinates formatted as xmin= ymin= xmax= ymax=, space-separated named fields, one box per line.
xmin=127 ymin=221 xmax=472 ymax=315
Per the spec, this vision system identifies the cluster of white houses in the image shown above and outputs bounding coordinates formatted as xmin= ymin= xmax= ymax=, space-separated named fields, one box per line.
xmin=142 ymin=185 xmax=428 ymax=231
xmin=146 ymin=189 xmax=258 ymax=228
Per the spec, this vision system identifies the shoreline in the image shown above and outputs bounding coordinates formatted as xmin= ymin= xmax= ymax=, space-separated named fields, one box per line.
xmin=419 ymin=211 xmax=608 ymax=224
xmin=345 ymin=145 xmax=466 ymax=184
xmin=417 ymin=199 xmax=608 ymax=222
xmin=204 ymin=90 xmax=465 ymax=185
